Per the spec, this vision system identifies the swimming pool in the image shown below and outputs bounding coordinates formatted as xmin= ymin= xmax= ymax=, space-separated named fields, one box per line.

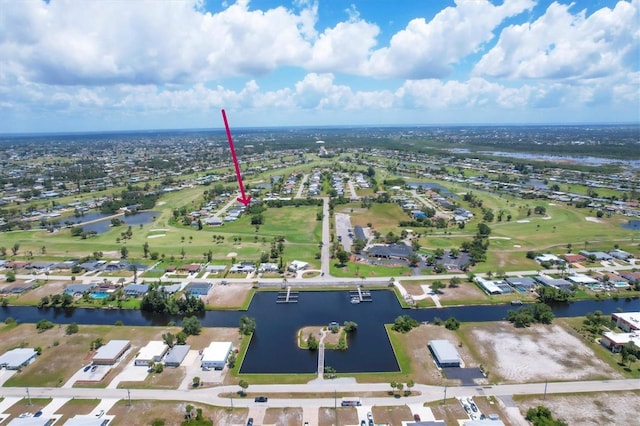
xmin=90 ymin=292 xmax=109 ymax=299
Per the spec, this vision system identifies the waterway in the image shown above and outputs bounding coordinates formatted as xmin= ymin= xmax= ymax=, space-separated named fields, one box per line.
xmin=1 ymin=291 xmax=638 ymax=374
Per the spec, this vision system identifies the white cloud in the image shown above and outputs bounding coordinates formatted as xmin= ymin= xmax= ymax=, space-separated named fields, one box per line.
xmin=307 ymin=19 xmax=380 ymax=74
xmin=474 ymin=0 xmax=640 ymax=80
xmin=0 ymin=0 xmax=316 ymax=86
xmin=366 ymin=0 xmax=535 ymax=78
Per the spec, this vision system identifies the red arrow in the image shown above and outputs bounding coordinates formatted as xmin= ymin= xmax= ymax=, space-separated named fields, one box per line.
xmin=221 ymin=109 xmax=251 ymax=206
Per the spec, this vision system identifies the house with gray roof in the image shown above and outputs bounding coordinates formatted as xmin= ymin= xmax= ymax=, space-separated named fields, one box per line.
xmin=367 ymin=243 xmax=413 ymax=260
xmin=164 ymin=345 xmax=191 ymax=367
xmin=124 ymin=283 xmax=149 ymax=296
xmin=534 ymin=275 xmax=573 ymax=291
xmin=505 ymin=277 xmax=537 ymax=291
xmin=186 ymin=281 xmax=212 ymax=296
xmin=428 ymin=340 xmax=460 ymax=368
xmin=64 ymin=283 xmax=97 ymax=296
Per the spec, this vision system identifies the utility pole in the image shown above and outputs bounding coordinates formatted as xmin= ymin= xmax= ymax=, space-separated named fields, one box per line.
xmin=127 ymin=389 xmax=131 ymax=406
xmin=543 ymin=380 xmax=548 ymax=400
xmin=26 ymin=388 xmax=32 ymax=405
xmin=443 ymin=385 xmax=447 ymax=405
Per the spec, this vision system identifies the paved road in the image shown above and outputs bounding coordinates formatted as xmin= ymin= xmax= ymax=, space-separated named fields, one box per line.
xmin=4 ymin=378 xmax=639 ymax=409
xmin=321 ymin=197 xmax=331 ymax=276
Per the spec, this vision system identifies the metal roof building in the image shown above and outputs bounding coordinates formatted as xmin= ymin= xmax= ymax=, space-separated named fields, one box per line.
xmin=201 ymin=341 xmax=232 ymax=369
xmin=165 ymin=345 xmax=191 ymax=367
xmin=92 ymin=340 xmax=130 ymax=365
xmin=135 ymin=341 xmax=169 ymax=366
xmin=0 ymin=348 xmax=37 ymax=370
xmin=428 ymin=340 xmax=460 ymax=368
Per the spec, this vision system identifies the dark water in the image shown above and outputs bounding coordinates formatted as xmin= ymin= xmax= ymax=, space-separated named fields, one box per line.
xmin=622 ymin=220 xmax=640 ymax=230
xmin=79 ymin=211 xmax=158 ymax=234
xmin=1 ymin=291 xmax=638 ymax=374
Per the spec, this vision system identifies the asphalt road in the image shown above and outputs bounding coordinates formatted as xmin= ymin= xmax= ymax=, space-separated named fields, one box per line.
xmin=4 ymin=378 xmax=639 ymax=409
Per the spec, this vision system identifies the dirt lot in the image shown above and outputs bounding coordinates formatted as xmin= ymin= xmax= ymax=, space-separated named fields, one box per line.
xmin=516 ymin=391 xmax=640 ymax=426
xmin=467 ymin=322 xmax=622 ymax=383
xmin=8 ymin=279 xmax=68 ymax=303
xmin=400 ymin=280 xmax=486 ymax=303
xmin=205 ymin=282 xmax=253 ymax=309
xmin=389 ymin=323 xmax=478 ymax=385
xmin=263 ymin=407 xmax=303 ymax=425
xmin=371 ymin=405 xmax=414 ymax=425
xmin=108 ymin=399 xmax=248 ymax=426
xmin=318 ymin=407 xmax=358 ymax=426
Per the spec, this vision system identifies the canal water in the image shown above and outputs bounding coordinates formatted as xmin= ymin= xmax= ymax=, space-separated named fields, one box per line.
xmin=1 ymin=291 xmax=638 ymax=374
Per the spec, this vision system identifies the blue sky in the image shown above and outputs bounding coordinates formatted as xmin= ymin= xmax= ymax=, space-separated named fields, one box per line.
xmin=0 ymin=0 xmax=638 ymax=133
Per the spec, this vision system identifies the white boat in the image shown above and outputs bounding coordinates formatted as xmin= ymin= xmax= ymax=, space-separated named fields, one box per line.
xmin=350 ymin=297 xmax=361 ymax=304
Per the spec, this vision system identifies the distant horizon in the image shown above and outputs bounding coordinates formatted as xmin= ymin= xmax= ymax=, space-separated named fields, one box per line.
xmin=1 ymin=1 xmax=638 ymax=133
xmin=2 ymin=121 xmax=639 ymax=138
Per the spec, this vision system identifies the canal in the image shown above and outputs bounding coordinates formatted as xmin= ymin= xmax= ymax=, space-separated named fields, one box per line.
xmin=1 ymin=291 xmax=638 ymax=374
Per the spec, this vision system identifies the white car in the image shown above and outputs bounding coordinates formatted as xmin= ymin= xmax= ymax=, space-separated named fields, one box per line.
xmin=95 ymin=410 xmax=104 ymax=418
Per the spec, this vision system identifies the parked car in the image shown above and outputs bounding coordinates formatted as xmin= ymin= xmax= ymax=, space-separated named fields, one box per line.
xmin=246 ymin=417 xmax=253 ymax=426
xmin=34 ymin=411 xmax=42 ymax=418
xmin=83 ymin=365 xmax=91 ymax=372
xmin=90 ymin=365 xmax=97 ymax=372
xmin=254 ymin=396 xmax=268 ymax=403
xmin=414 ymin=414 xmax=421 ymax=421
xmin=95 ymin=410 xmax=104 ymax=417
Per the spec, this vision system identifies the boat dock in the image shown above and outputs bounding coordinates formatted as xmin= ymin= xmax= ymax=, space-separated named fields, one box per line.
xmin=276 ymin=286 xmax=299 ymax=303
xmin=349 ymin=287 xmax=372 ymax=303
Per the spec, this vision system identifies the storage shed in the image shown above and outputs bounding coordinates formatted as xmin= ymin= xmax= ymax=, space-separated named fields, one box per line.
xmin=201 ymin=341 xmax=232 ymax=369
xmin=0 ymin=348 xmax=37 ymax=370
xmin=92 ymin=340 xmax=131 ymax=365
xmin=165 ymin=345 xmax=191 ymax=367
xmin=428 ymin=340 xmax=461 ymax=368
xmin=135 ymin=341 xmax=169 ymax=366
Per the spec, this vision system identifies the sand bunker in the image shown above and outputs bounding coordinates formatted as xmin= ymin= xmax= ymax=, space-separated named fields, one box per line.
xmin=226 ymin=252 xmax=238 ymax=258
xmin=147 ymin=234 xmax=166 ymax=239
xmin=585 ymin=217 xmax=603 ymax=223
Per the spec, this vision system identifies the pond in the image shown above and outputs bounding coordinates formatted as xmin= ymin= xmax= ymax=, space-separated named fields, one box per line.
xmin=1 ymin=291 xmax=638 ymax=374
xmin=621 ymin=220 xmax=640 ymax=230
xmin=80 ymin=211 xmax=158 ymax=234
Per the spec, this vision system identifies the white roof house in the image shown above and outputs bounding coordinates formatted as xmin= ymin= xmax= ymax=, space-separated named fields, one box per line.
xmin=566 ymin=274 xmax=599 ymax=285
xmin=92 ymin=340 xmax=131 ymax=365
xmin=201 ymin=341 xmax=232 ymax=369
xmin=475 ymin=277 xmax=503 ymax=295
xmin=288 ymin=260 xmax=309 ymax=272
xmin=601 ymin=331 xmax=640 ymax=352
xmin=135 ymin=341 xmax=169 ymax=366
xmin=612 ymin=312 xmax=640 ymax=332
xmin=0 ymin=348 xmax=37 ymax=370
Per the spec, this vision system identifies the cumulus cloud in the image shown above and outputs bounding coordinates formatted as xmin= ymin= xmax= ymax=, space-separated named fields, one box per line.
xmin=474 ymin=0 xmax=640 ymax=80
xmin=0 ymin=0 xmax=316 ymax=86
xmin=306 ymin=19 xmax=379 ymax=74
xmin=366 ymin=0 xmax=535 ymax=79
xmin=0 ymin=0 xmax=637 ymax=131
